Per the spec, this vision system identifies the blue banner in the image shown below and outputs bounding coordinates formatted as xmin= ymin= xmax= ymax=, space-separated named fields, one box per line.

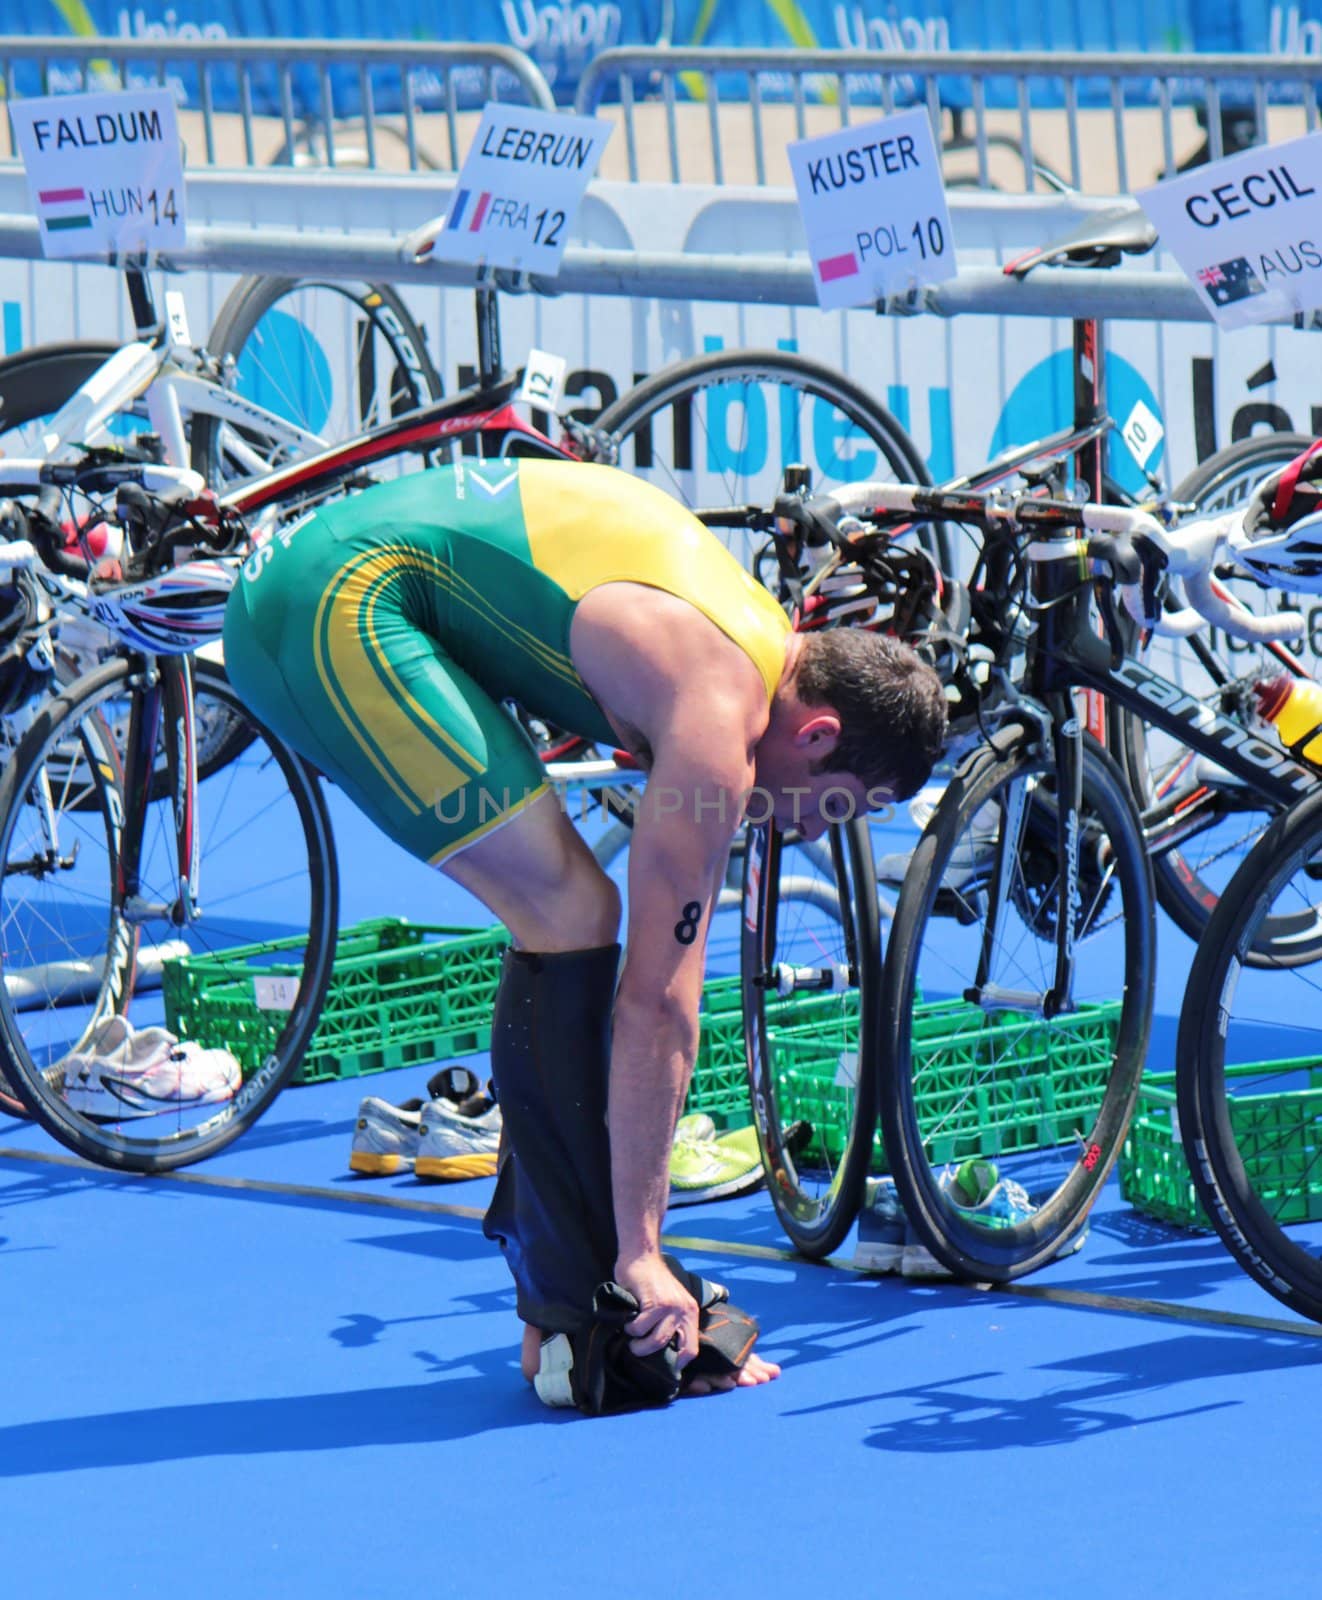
xmin=12 ymin=1 xmax=1322 ymax=113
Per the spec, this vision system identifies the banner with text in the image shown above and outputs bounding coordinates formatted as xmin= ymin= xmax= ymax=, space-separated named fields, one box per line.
xmin=18 ymin=2 xmax=1322 ymax=113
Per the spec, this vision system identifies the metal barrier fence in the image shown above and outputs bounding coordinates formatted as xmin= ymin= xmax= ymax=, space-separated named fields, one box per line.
xmin=0 ymin=36 xmax=555 ymax=171
xmin=2 ymin=37 xmax=1322 ymax=195
xmin=573 ymin=47 xmax=1322 ymax=193
xmin=0 ymin=209 xmax=1225 ymax=326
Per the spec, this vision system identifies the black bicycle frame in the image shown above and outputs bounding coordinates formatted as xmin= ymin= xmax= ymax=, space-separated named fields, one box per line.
xmin=1025 ymin=522 xmax=1316 ymax=868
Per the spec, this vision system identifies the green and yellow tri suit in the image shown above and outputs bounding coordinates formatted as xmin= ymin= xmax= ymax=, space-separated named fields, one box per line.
xmin=222 ymin=460 xmax=790 ymax=863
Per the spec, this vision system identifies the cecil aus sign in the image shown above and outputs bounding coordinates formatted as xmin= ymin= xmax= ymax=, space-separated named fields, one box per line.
xmin=1138 ymin=133 xmax=1322 ymax=330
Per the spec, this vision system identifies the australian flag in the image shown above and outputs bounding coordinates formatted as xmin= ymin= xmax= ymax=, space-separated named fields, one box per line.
xmin=1197 ymin=257 xmax=1266 ymax=306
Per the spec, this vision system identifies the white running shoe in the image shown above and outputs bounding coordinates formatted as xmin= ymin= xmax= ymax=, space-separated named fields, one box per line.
xmin=415 ymin=1092 xmax=502 ymax=1180
xmin=349 ymin=1096 xmax=425 ymax=1175
xmin=61 ymin=1014 xmax=241 ymax=1119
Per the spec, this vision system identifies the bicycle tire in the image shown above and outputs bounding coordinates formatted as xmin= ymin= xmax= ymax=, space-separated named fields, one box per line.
xmin=0 ymin=691 xmax=126 ymax=1122
xmin=1176 ymin=784 xmax=1322 ymax=1322
xmin=192 ymin=274 xmax=442 ymax=487
xmin=742 ymin=817 xmax=882 ymax=1257
xmin=0 ymin=655 xmax=338 ymax=1171
xmin=878 ymin=726 xmax=1154 ymax=1280
xmin=1116 ymin=432 xmax=1321 ymax=962
xmin=595 ymin=348 xmax=951 ymax=575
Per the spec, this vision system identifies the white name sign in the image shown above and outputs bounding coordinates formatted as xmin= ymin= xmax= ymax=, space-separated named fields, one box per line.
xmin=10 ymin=89 xmax=185 ymax=261
xmin=429 ymin=104 xmax=612 ymax=276
xmin=1137 ymin=132 xmax=1322 ymax=330
xmin=788 ymin=107 xmax=956 ymax=311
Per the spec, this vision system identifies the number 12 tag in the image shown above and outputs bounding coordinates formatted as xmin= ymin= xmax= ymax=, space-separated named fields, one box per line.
xmin=517 ymin=349 xmax=568 ymax=414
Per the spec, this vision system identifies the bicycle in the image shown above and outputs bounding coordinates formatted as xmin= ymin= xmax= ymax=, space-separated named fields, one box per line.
xmin=1165 ymin=450 xmax=1322 ymax=1324
xmin=0 ymin=278 xmax=606 ymax=1162
xmin=735 ymin=468 xmax=1314 ymax=1262
xmin=593 ymin=203 xmax=1321 ymax=959
xmin=0 ymin=266 xmax=443 ymax=489
xmin=0 ymin=457 xmax=339 ymax=1169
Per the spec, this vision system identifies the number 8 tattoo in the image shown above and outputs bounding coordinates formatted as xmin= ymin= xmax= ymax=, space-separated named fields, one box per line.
xmin=673 ymin=901 xmax=702 ymax=946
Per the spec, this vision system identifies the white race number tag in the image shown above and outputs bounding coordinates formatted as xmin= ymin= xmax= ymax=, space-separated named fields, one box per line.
xmin=517 ymin=349 xmax=568 ymax=413
xmin=253 ymin=974 xmax=299 ymax=1012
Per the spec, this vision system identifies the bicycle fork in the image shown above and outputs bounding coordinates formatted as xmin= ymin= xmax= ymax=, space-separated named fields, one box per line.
xmin=965 ymin=703 xmax=1083 ymax=1020
xmin=119 ymin=655 xmax=202 ymax=928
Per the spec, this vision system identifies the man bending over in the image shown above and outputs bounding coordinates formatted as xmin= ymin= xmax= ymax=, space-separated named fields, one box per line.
xmin=224 ymin=459 xmax=946 ymax=1411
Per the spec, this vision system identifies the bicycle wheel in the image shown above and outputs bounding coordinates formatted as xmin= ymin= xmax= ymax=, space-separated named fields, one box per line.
xmin=1117 ymin=432 xmax=1320 ymax=961
xmin=595 ymin=348 xmax=949 ymax=574
xmin=1177 ymin=786 xmax=1322 ymax=1322
xmin=0 ymin=341 xmax=126 ymax=446
xmin=878 ymin=727 xmax=1154 ymax=1280
xmin=0 ymin=655 xmax=338 ymax=1170
xmin=742 ymin=817 xmax=882 ymax=1257
xmin=192 ymin=275 xmax=442 ymax=486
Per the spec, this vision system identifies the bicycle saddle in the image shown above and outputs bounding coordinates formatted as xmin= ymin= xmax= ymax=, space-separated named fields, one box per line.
xmin=1004 ymin=204 xmax=1158 ymax=278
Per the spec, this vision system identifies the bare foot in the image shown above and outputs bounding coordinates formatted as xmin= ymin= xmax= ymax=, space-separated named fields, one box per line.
xmin=680 ymin=1350 xmax=782 ymax=1397
xmin=521 ymin=1322 xmax=782 ymax=1394
xmin=520 ymin=1322 xmax=543 ymax=1382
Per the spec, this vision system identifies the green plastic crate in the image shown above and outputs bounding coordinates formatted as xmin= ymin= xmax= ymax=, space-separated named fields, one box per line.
xmin=770 ymin=1000 xmax=1122 ymax=1170
xmin=1119 ymin=1061 xmax=1322 ymax=1230
xmin=682 ymin=976 xmax=859 ymax=1130
xmin=162 ymin=918 xmax=508 ymax=1085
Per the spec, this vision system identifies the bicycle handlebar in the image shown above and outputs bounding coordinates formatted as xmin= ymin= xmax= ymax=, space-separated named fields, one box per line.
xmin=789 ymin=481 xmax=1306 ymax=647
xmin=1129 ymin=510 xmax=1306 ymax=643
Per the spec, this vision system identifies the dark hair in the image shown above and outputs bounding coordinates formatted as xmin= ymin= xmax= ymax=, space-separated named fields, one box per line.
xmin=794 ymin=630 xmax=947 ymax=801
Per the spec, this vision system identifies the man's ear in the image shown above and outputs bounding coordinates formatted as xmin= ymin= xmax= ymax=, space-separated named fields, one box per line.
xmin=793 ymin=712 xmax=841 ymax=758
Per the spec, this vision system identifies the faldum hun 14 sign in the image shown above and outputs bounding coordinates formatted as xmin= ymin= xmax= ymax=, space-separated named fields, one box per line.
xmin=430 ymin=104 xmax=612 ymax=276
xmin=9 ymin=89 xmax=185 ymax=260
xmin=1137 ymin=132 xmax=1322 ymax=330
xmin=788 ymin=106 xmax=956 ymax=311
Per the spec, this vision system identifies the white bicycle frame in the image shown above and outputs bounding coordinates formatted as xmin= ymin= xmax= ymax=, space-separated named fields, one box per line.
xmin=33 ymin=322 xmax=322 ymax=478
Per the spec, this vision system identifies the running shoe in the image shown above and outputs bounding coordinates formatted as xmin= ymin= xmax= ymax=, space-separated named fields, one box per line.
xmin=349 ymin=1096 xmax=426 ymax=1175
xmin=674 ymin=1111 xmax=718 ymax=1142
xmin=854 ymin=1176 xmax=953 ymax=1276
xmin=61 ymin=1014 xmax=241 ymax=1120
xmin=415 ymin=1089 xmax=502 ymax=1180
xmin=668 ymin=1122 xmax=765 ymax=1206
xmin=856 ymin=1165 xmax=1087 ymax=1277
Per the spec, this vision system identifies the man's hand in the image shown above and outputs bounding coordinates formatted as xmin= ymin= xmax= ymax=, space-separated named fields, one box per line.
xmin=617 ymin=1250 xmax=700 ymax=1366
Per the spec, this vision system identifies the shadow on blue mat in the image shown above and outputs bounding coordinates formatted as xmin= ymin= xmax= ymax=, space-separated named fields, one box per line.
xmin=0 ymin=1375 xmax=558 ymax=1477
xmin=780 ymin=1322 xmax=1322 ymax=1450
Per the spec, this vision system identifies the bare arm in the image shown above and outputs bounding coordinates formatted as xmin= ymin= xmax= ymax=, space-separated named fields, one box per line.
xmin=608 ymin=728 xmax=754 ymax=1364
xmin=569 ymin=581 xmax=770 ymax=1364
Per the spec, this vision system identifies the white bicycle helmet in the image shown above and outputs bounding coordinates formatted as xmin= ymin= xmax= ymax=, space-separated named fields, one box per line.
xmin=88 ymin=558 xmax=239 ymax=656
xmin=1229 ymin=440 xmax=1322 ymax=591
xmin=0 ymin=566 xmax=55 ymax=714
